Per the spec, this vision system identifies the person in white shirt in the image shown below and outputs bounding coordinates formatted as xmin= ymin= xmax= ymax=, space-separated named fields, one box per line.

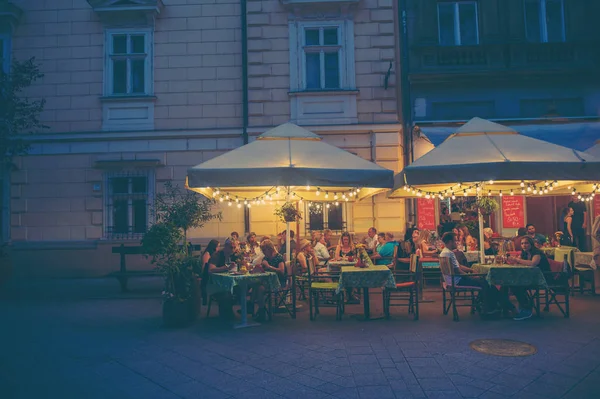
xmin=313 ymin=237 xmax=330 ymax=263
xmin=246 ymin=232 xmax=264 ymax=267
xmin=439 ymin=232 xmax=499 ymax=315
xmin=364 ymin=227 xmax=377 ymax=253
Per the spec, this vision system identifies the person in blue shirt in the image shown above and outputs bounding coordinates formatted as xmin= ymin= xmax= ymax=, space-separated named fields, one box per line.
xmin=372 ymin=233 xmax=396 ymax=266
xmin=526 ymin=223 xmax=546 ymax=247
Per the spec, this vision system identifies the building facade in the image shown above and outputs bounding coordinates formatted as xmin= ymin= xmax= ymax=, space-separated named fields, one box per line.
xmin=3 ymin=0 xmax=406 ymax=277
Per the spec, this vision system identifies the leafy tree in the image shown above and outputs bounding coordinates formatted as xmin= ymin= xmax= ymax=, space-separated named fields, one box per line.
xmin=0 ymin=57 xmax=46 ymax=165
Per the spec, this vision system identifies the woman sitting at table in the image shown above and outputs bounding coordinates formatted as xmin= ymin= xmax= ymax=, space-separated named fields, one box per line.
xmin=334 ymin=232 xmax=355 ymax=260
xmin=200 ymin=239 xmax=220 ymax=304
xmin=404 ymin=228 xmax=420 ymax=255
xmin=416 ymin=229 xmax=437 ymax=258
xmin=296 ymin=239 xmax=317 ymax=273
xmin=502 ymin=236 xmax=551 ymax=321
xmin=249 ymin=240 xmax=288 ymax=321
xmin=483 ymin=228 xmax=498 ymax=256
xmin=459 ymin=226 xmax=477 ymax=252
xmin=206 ymin=247 xmax=237 ymax=320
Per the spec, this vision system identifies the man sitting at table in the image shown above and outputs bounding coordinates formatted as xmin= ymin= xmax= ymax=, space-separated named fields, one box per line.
xmin=279 ymin=230 xmax=296 ymax=258
xmin=372 ymin=233 xmax=396 ymax=266
xmin=440 ymin=232 xmax=500 ymax=315
xmin=504 ymin=236 xmax=551 ymax=321
xmin=363 ymin=227 xmax=378 ymax=254
xmin=526 ymin=224 xmax=546 ymax=247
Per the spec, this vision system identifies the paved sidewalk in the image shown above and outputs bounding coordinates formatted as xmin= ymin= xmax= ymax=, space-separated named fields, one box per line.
xmin=1 ymin=277 xmax=600 ymax=399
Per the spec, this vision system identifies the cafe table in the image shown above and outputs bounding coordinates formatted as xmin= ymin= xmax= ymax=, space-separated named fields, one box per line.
xmin=471 ymin=263 xmax=548 ymax=288
xmin=465 ymin=251 xmax=481 ymax=264
xmin=209 ymin=271 xmax=281 ymax=329
xmin=327 ymin=260 xmax=356 ymax=271
xmin=337 ymin=265 xmax=396 ymax=320
xmin=575 ymin=252 xmax=595 ymax=269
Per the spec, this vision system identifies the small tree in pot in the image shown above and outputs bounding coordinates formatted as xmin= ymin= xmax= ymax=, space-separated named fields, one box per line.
xmin=141 ymin=181 xmax=221 ymax=327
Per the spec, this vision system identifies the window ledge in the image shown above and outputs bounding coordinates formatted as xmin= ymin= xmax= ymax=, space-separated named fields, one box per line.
xmin=280 ymin=0 xmax=359 ymax=6
xmin=94 ymin=159 xmax=163 ymax=169
xmin=289 ymin=89 xmax=359 ymax=97
xmin=100 ymin=95 xmax=156 ymax=103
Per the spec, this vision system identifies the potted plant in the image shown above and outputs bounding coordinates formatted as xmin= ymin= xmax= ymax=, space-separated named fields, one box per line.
xmin=141 ymin=181 xmax=221 ymax=328
xmin=274 ymin=202 xmax=302 ymax=223
xmin=476 ymin=197 xmax=499 ymax=216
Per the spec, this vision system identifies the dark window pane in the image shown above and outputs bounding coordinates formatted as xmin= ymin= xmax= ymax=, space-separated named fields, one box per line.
xmin=459 ymin=3 xmax=478 ymax=45
xmin=546 ymin=0 xmax=565 ymax=42
xmin=112 ymin=60 xmax=127 ymax=94
xmin=305 ymin=29 xmax=320 ymax=46
xmin=132 ymin=199 xmax=147 ymax=233
xmin=131 ymin=177 xmax=147 ymax=193
xmin=323 ymin=28 xmax=338 ymax=45
xmin=309 ymin=207 xmax=324 ymax=231
xmin=112 ymin=177 xmax=129 ymax=194
xmin=328 ymin=205 xmax=343 ymax=231
xmin=525 ymin=1 xmax=541 ymax=42
xmin=131 ymin=35 xmax=145 ymax=53
xmin=324 ymin=52 xmax=340 ymax=89
xmin=131 ymin=59 xmax=145 ymax=93
xmin=113 ymin=199 xmax=128 ymax=234
xmin=113 ymin=35 xmax=127 ymax=54
xmin=438 ymin=3 xmax=456 ymax=45
xmin=305 ymin=53 xmax=321 ymax=89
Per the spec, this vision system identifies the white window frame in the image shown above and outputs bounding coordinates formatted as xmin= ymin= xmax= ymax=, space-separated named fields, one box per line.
xmin=437 ymin=1 xmax=480 ymax=46
xmin=524 ymin=0 xmax=566 ymax=43
xmin=104 ymin=28 xmax=153 ymax=97
xmin=289 ymin=20 xmax=356 ymax=92
xmin=104 ymin=170 xmax=155 ymax=240
xmin=0 ymin=34 xmax=10 ymax=74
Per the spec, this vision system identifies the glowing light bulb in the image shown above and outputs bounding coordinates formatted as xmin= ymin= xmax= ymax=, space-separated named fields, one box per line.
xmin=306 ymin=185 xmax=310 ymax=191
xmin=335 ymin=201 xmax=339 ymax=206
xmin=499 ymin=191 xmax=503 ymax=197
xmin=326 ymin=204 xmax=330 ymax=209
xmin=325 ymin=192 xmax=329 ymax=199
xmin=237 ymin=203 xmax=241 ymax=208
xmin=488 ymin=180 xmax=494 ymax=185
xmin=334 ymin=193 xmax=338 ymax=200
xmin=316 ymin=188 xmax=321 ymax=196
xmin=228 ymin=201 xmax=232 ymax=207
xmin=219 ymin=197 xmax=224 ymax=202
xmin=520 ymin=181 xmax=525 ymax=187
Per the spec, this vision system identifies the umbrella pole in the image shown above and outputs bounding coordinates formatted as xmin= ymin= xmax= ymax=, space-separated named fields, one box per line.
xmin=478 ymin=182 xmax=486 ymax=263
xmin=286 ymin=187 xmax=291 ymax=264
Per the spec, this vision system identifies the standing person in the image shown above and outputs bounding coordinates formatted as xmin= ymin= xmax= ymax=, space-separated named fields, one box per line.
xmin=279 ymin=230 xmax=296 ymax=258
xmin=562 ymin=208 xmax=574 ymax=246
xmin=592 ymin=214 xmax=600 ymax=252
xmin=568 ymin=196 xmax=588 ymax=251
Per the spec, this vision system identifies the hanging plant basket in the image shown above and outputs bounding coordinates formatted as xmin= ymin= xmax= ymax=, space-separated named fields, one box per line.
xmin=274 ymin=202 xmax=302 ymax=223
xmin=476 ymin=197 xmax=499 ymax=216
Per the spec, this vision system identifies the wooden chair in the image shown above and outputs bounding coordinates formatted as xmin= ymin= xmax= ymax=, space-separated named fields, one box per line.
xmin=307 ymin=257 xmax=344 ymax=321
xmin=383 ymin=254 xmax=420 ymax=320
xmin=439 ymin=257 xmax=485 ymax=322
xmin=267 ymin=260 xmax=297 ymax=320
xmin=541 ymin=254 xmax=571 ymax=318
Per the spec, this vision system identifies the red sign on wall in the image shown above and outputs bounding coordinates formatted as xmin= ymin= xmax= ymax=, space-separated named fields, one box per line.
xmin=417 ymin=198 xmax=436 ymax=231
xmin=594 ymin=196 xmax=600 ymax=218
xmin=502 ymin=195 xmax=525 ymax=228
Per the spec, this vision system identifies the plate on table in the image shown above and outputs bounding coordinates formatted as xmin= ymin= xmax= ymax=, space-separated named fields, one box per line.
xmin=230 ymin=272 xmax=245 ymax=276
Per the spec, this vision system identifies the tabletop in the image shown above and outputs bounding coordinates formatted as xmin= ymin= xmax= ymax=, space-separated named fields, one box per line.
xmin=209 ymin=271 xmax=281 ymax=294
xmin=328 ymin=260 xmax=356 ymax=268
xmin=337 ymin=265 xmax=396 ymax=293
xmin=574 ymin=252 xmax=595 ymax=270
xmin=465 ymin=251 xmax=480 ymax=263
xmin=471 ymin=263 xmax=547 ymax=288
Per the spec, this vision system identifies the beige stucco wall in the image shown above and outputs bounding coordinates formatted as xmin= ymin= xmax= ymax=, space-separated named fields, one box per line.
xmin=8 ymin=0 xmax=406 ymax=277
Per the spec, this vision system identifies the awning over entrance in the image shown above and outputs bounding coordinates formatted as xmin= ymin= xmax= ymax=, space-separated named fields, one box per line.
xmin=418 ymin=121 xmax=600 ymax=152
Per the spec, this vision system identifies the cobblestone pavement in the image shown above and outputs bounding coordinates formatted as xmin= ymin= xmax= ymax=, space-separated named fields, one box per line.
xmin=2 ymin=277 xmax=600 ymax=399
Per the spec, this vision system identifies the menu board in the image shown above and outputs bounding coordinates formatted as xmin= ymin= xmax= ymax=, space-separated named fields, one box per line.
xmin=502 ymin=195 xmax=525 ymax=228
xmin=417 ymin=198 xmax=436 ymax=231
xmin=594 ymin=196 xmax=600 ymax=218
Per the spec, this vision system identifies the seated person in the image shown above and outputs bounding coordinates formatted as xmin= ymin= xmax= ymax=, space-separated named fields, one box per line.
xmin=363 ymin=227 xmax=378 ymax=254
xmin=334 ymin=232 xmax=355 ymax=260
xmin=313 ymin=236 xmax=330 ymax=264
xmin=439 ymin=232 xmax=499 ymax=315
xmin=251 ymin=240 xmax=287 ymax=321
xmin=207 ymin=248 xmax=237 ymax=319
xmin=416 ymin=229 xmax=437 ymax=258
xmin=371 ymin=233 xmax=396 ymax=266
xmin=483 ymin=228 xmax=498 ymax=256
xmin=526 ymin=223 xmax=547 ymax=247
xmin=296 ymin=239 xmax=316 ymax=273
xmin=512 ymin=227 xmax=527 ymax=252
xmin=503 ymin=236 xmax=551 ymax=321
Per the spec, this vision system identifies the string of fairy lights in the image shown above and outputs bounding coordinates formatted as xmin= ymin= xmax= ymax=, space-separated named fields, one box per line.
xmin=401 ymin=180 xmax=600 ymax=202
xmin=207 ymin=186 xmax=364 ymax=209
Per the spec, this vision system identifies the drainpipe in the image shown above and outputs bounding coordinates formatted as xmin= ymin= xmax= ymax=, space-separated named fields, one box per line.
xmin=370 ymin=131 xmax=376 ymax=228
xmin=241 ymin=0 xmax=250 ymax=233
xmin=398 ymin=0 xmax=415 ymax=227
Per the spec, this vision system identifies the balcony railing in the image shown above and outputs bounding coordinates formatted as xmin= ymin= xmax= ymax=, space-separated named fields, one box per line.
xmin=410 ymin=42 xmax=599 ymax=76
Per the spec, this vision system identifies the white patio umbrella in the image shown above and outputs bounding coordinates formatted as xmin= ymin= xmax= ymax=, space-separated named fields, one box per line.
xmin=586 ymin=140 xmax=600 ymax=158
xmin=187 ymin=123 xmax=395 ymax=265
xmin=391 ymin=117 xmax=600 ymax=261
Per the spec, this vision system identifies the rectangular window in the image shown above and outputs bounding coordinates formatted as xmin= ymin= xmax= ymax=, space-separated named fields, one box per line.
xmin=105 ymin=30 xmax=152 ymax=96
xmin=302 ymin=26 xmax=342 ymax=90
xmin=0 ymin=35 xmax=10 ymax=75
xmin=524 ymin=0 xmax=566 ymax=43
xmin=105 ymin=170 xmax=154 ymax=239
xmin=437 ymin=2 xmax=479 ymax=46
xmin=520 ymin=98 xmax=584 ymax=118
xmin=306 ymin=203 xmax=346 ymax=232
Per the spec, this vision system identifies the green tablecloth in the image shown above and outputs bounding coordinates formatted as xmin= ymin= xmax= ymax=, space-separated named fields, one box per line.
xmin=209 ymin=272 xmax=281 ymax=295
xmin=337 ymin=265 xmax=396 ymax=293
xmin=328 ymin=260 xmax=356 ymax=268
xmin=471 ymin=264 xmax=547 ymax=288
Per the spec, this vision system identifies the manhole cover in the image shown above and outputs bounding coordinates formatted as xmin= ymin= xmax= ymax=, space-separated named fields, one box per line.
xmin=469 ymin=339 xmax=537 ymax=357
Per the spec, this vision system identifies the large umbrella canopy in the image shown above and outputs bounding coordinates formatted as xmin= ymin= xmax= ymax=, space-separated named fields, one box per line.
xmin=393 ymin=117 xmax=600 ymax=191
xmin=188 ymin=123 xmax=394 ymax=201
xmin=586 ymin=140 xmax=600 ymax=158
